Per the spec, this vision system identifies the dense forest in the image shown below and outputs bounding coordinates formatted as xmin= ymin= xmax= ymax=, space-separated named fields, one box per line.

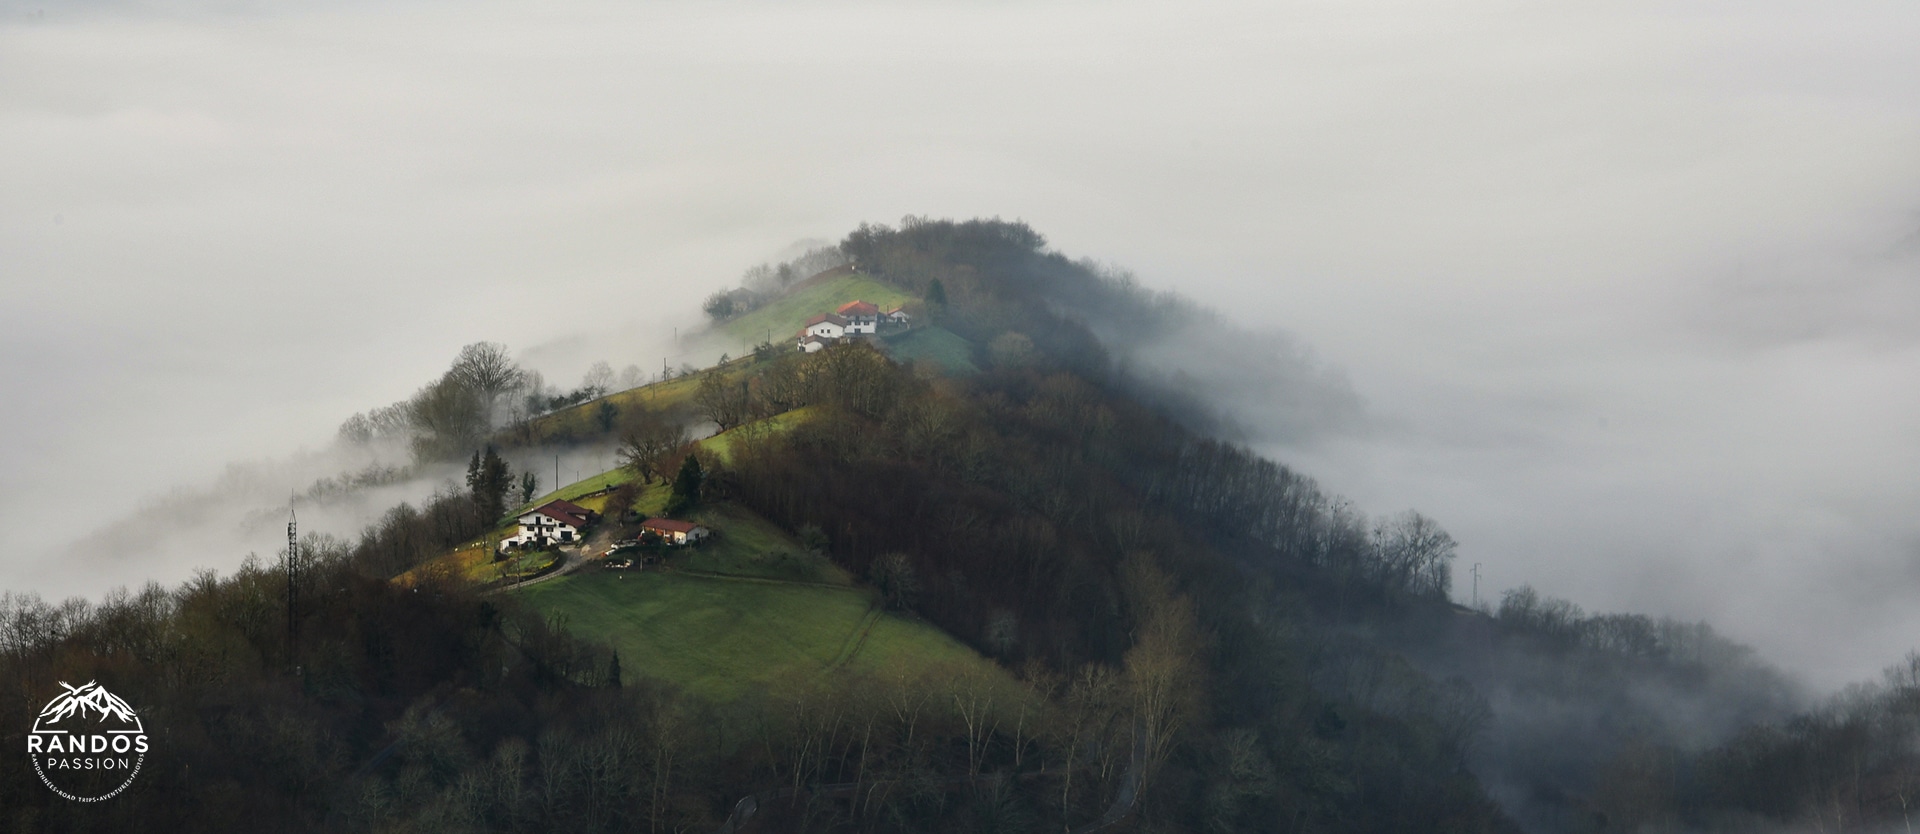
xmin=5 ymin=218 xmax=1919 ymax=833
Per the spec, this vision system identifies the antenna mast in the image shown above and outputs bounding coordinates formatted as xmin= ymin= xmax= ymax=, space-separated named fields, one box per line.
xmin=287 ymin=493 xmax=299 ymax=670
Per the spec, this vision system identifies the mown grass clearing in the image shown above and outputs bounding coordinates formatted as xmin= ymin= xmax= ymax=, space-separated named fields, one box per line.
xmin=517 ymin=569 xmax=990 ymax=702
xmin=712 ymin=273 xmax=914 ymax=347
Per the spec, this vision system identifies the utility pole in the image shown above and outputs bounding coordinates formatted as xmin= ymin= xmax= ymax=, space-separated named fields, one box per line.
xmin=1471 ymin=562 xmax=1482 ymax=609
xmin=555 ymin=455 xmax=560 ymax=493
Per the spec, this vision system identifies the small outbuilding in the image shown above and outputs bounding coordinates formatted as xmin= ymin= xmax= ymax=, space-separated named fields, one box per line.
xmin=640 ymin=517 xmax=711 ymax=545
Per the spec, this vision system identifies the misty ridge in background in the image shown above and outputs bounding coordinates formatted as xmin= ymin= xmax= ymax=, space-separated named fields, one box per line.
xmin=1035 ymin=259 xmax=1370 ymax=447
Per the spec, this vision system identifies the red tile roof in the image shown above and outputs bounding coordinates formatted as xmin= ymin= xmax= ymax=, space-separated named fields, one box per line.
xmin=526 ymin=499 xmax=594 ymax=528
xmin=641 ymin=517 xmax=703 ymax=534
xmin=836 ymin=300 xmax=880 ymax=317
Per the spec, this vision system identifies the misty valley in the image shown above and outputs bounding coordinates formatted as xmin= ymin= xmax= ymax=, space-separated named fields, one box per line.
xmin=4 ymin=220 xmax=1919 ymax=834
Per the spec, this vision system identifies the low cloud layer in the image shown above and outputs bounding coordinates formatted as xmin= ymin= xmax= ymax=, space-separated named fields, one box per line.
xmin=3 ymin=0 xmax=1919 ymax=688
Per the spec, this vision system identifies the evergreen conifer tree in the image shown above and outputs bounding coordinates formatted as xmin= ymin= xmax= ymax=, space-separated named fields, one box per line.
xmin=665 ymin=453 xmax=703 ymax=516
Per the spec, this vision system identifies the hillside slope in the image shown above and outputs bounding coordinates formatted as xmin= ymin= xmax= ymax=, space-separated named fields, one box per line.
xmin=709 ymin=271 xmax=913 ymax=347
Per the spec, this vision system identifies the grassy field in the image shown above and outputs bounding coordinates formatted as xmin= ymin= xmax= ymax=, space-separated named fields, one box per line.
xmin=518 ymin=569 xmax=989 ymax=701
xmin=695 ymin=406 xmax=816 ymax=465
xmin=677 ymin=501 xmax=849 ymax=584
xmin=513 ymin=468 xmax=637 ymax=515
xmin=882 ymin=326 xmax=979 ymax=375
xmin=397 ymin=538 xmax=559 ymax=587
xmin=517 ymin=370 xmax=708 ymax=448
xmin=714 ymin=273 xmax=914 ymax=346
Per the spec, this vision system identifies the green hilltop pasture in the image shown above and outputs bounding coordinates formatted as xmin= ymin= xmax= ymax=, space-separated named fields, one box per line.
xmin=712 ymin=272 xmax=914 ymax=347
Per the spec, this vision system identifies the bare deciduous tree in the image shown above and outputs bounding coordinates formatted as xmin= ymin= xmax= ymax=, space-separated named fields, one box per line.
xmin=617 ymin=412 xmax=685 ymax=484
xmin=450 ymin=342 xmax=519 ymax=400
xmin=580 ymin=361 xmax=615 ymax=397
xmin=694 ymin=371 xmax=752 ymax=431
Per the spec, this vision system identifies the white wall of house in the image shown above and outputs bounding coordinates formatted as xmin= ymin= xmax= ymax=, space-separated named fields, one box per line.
xmin=500 ymin=511 xmax=581 ymax=550
xmin=843 ymin=317 xmax=877 ymax=334
xmin=805 ymin=321 xmax=845 ymax=339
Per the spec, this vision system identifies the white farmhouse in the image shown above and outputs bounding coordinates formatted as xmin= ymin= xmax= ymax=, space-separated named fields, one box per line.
xmin=884 ymin=306 xmax=911 ymax=325
xmin=801 ymin=313 xmax=848 ymax=340
xmin=836 ymin=301 xmax=881 ymax=334
xmin=500 ymin=499 xmax=597 ymax=551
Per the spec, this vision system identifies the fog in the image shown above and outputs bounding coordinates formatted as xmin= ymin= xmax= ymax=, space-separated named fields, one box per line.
xmin=3 ymin=0 xmax=1918 ymax=689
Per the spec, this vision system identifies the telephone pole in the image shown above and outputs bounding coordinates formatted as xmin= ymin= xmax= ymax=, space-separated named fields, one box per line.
xmin=1471 ymin=562 xmax=1482 ymax=609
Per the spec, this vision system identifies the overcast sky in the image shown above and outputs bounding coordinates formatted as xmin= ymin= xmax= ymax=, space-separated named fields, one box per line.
xmin=3 ymin=0 xmax=1917 ymax=688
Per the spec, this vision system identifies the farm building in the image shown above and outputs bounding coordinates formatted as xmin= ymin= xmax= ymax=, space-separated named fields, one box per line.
xmin=801 ymin=313 xmax=848 ymax=340
xmin=640 ymin=517 xmax=710 ymax=545
xmin=835 ymin=300 xmax=881 ymax=334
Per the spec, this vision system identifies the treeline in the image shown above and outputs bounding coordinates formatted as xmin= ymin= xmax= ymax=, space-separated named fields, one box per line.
xmin=1495 ymin=584 xmax=1762 ymax=668
xmin=0 ymin=530 xmax=619 ymax=832
xmin=702 ymin=244 xmax=850 ymax=322
xmin=336 ymin=344 xmax=658 ymax=465
xmin=0 ymin=491 xmax=1164 ymax=833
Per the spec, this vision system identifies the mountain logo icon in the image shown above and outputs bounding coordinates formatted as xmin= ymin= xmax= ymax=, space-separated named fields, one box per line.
xmin=27 ymin=681 xmax=149 ymax=802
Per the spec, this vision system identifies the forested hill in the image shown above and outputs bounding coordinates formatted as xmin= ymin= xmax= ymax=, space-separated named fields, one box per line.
xmin=1 ymin=218 xmax=1912 ymax=834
